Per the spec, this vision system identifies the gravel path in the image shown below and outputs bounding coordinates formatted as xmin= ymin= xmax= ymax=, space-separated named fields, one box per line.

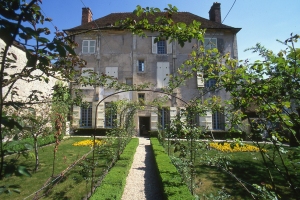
xmin=121 ymin=137 xmax=164 ymax=200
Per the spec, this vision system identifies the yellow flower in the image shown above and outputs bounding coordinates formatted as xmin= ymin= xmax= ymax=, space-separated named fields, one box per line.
xmin=72 ymin=139 xmax=106 ymax=147
xmin=209 ymin=142 xmax=266 ymax=153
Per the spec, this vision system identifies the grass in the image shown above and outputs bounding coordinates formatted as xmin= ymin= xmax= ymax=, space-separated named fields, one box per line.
xmin=165 ymin=140 xmax=300 ymax=199
xmin=0 ymin=137 xmax=119 ymax=200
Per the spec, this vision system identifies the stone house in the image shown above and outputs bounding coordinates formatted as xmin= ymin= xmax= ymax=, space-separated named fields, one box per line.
xmin=64 ymin=3 xmax=241 ymax=136
xmin=0 ymin=39 xmax=59 ymax=107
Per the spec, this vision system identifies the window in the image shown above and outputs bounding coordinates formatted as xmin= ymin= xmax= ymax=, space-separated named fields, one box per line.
xmin=205 ymin=79 xmax=217 ymax=88
xmin=82 ymin=40 xmax=96 ymax=54
xmin=212 ymin=110 xmax=225 ymax=130
xmin=80 ymin=103 xmax=92 ymax=127
xmin=105 ymin=102 xmax=117 ymax=128
xmin=152 ymin=37 xmax=172 ymax=54
xmin=138 ymin=93 xmax=145 ymax=104
xmin=159 ymin=107 xmax=170 ymax=130
xmin=157 ymin=40 xmax=166 ymax=54
xmin=138 ymin=60 xmax=145 ymax=72
xmin=204 ymin=38 xmax=217 ymax=51
xmin=126 ymin=78 xmax=133 ymax=85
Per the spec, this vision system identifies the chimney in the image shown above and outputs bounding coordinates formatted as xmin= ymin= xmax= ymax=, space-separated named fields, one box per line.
xmin=82 ymin=7 xmax=92 ymax=25
xmin=209 ymin=2 xmax=221 ymax=23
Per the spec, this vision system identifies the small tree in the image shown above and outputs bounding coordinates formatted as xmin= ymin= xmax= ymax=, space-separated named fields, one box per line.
xmin=0 ymin=0 xmax=85 ymax=179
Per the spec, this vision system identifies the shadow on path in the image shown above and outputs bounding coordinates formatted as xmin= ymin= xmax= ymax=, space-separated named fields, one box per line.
xmin=143 ymin=139 xmax=164 ymax=200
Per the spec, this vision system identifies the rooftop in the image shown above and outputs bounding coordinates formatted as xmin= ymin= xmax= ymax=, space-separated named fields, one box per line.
xmin=65 ymin=12 xmax=241 ymax=33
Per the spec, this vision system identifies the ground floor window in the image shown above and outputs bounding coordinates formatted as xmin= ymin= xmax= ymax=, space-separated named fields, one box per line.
xmin=105 ymin=102 xmax=117 ymax=128
xmin=80 ymin=103 xmax=92 ymax=127
xmin=212 ymin=110 xmax=225 ymax=130
xmin=159 ymin=107 xmax=170 ymax=130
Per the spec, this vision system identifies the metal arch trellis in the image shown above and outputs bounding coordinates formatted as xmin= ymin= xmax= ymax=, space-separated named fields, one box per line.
xmin=89 ymin=89 xmax=188 ymax=193
xmin=93 ymin=89 xmax=188 ymax=133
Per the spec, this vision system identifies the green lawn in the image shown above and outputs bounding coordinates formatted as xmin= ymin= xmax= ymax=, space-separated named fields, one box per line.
xmin=166 ymin=141 xmax=300 ymax=199
xmin=0 ymin=137 xmax=119 ymax=200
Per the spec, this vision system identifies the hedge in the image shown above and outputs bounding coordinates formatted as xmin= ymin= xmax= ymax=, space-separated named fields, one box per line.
xmin=4 ymin=134 xmax=57 ymax=153
xmin=90 ymin=138 xmax=139 ymax=200
xmin=150 ymin=137 xmax=194 ymax=200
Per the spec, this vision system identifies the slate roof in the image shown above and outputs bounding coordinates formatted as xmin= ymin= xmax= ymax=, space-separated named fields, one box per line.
xmin=65 ymin=12 xmax=241 ymax=33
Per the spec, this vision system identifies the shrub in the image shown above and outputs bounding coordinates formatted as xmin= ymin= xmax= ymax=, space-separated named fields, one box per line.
xmin=90 ymin=138 xmax=138 ymax=200
xmin=150 ymin=138 xmax=194 ymax=200
xmin=4 ymin=134 xmax=57 ymax=153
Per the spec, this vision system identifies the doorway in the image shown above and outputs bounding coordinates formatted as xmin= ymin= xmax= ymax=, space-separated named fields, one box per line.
xmin=139 ymin=117 xmax=150 ymax=136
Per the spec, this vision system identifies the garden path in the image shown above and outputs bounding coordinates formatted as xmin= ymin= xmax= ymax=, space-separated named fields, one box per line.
xmin=121 ymin=137 xmax=164 ymax=200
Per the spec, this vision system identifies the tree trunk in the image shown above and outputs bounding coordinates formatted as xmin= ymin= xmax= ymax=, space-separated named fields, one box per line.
xmin=290 ymin=129 xmax=300 ymax=147
xmin=34 ymin=137 xmax=39 ymax=171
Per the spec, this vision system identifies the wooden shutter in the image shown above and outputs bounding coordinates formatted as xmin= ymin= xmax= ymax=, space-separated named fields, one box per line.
xmin=179 ymin=107 xmax=186 ymax=123
xmin=96 ymin=102 xmax=105 ymax=128
xmin=170 ymin=107 xmax=177 ymax=122
xmin=167 ymin=39 xmax=172 ymax=54
xmin=82 ymin=40 xmax=89 ymax=54
xmin=151 ymin=108 xmax=158 ymax=131
xmin=197 ymin=72 xmax=204 ymax=87
xmin=72 ymin=105 xmax=80 ymax=128
xmin=224 ymin=111 xmax=230 ymax=131
xmin=152 ymin=37 xmax=157 ymax=54
xmin=199 ymin=111 xmax=212 ymax=130
xmin=157 ymin=62 xmax=169 ymax=88
xmin=105 ymin=67 xmax=118 ymax=84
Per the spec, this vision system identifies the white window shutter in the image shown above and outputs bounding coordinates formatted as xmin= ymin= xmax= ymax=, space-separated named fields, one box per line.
xmin=199 ymin=111 xmax=212 ymax=130
xmin=105 ymin=67 xmax=118 ymax=84
xmin=179 ymin=107 xmax=186 ymax=123
xmin=167 ymin=39 xmax=172 ymax=54
xmin=151 ymin=108 xmax=158 ymax=131
xmin=224 ymin=111 xmax=230 ymax=131
xmin=96 ymin=102 xmax=105 ymax=128
xmin=152 ymin=37 xmax=157 ymax=54
xmin=170 ymin=107 xmax=177 ymax=122
xmin=197 ymin=72 xmax=204 ymax=87
xmin=89 ymin=40 xmax=96 ymax=53
xmin=157 ymin=62 xmax=169 ymax=88
xmin=157 ymin=62 xmax=163 ymax=88
xmin=72 ymin=106 xmax=80 ymax=128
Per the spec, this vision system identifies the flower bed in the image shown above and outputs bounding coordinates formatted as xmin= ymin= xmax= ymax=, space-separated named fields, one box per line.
xmin=209 ymin=142 xmax=266 ymax=152
xmin=72 ymin=139 xmax=106 ymax=147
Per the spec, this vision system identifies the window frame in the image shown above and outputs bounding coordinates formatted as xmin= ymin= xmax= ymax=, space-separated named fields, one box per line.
xmin=138 ymin=93 xmax=145 ymax=104
xmin=152 ymin=37 xmax=172 ymax=54
xmin=125 ymin=78 xmax=133 ymax=85
xmin=138 ymin=60 xmax=145 ymax=72
xmin=82 ymin=40 xmax=96 ymax=54
xmin=157 ymin=40 xmax=167 ymax=54
xmin=159 ymin=107 xmax=170 ymax=130
xmin=204 ymin=38 xmax=217 ymax=51
xmin=105 ymin=102 xmax=117 ymax=128
xmin=212 ymin=110 xmax=225 ymax=130
xmin=80 ymin=103 xmax=92 ymax=128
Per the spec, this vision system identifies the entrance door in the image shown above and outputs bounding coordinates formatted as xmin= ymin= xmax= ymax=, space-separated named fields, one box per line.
xmin=139 ymin=117 xmax=150 ymax=136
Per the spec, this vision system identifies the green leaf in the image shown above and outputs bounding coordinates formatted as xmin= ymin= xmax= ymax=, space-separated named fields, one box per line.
xmin=56 ymin=44 xmax=66 ymax=57
xmin=17 ymin=166 xmax=31 ymax=177
xmin=12 ymin=189 xmax=21 ymax=194
xmin=37 ymin=37 xmax=49 ymax=43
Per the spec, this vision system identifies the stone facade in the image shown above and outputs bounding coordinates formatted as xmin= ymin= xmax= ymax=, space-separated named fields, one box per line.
xmin=0 ymin=39 xmax=59 ymax=104
xmin=66 ymin=3 xmax=241 ymax=135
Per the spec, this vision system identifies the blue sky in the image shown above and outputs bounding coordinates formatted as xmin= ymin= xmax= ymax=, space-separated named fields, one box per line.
xmin=40 ymin=0 xmax=299 ymax=61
